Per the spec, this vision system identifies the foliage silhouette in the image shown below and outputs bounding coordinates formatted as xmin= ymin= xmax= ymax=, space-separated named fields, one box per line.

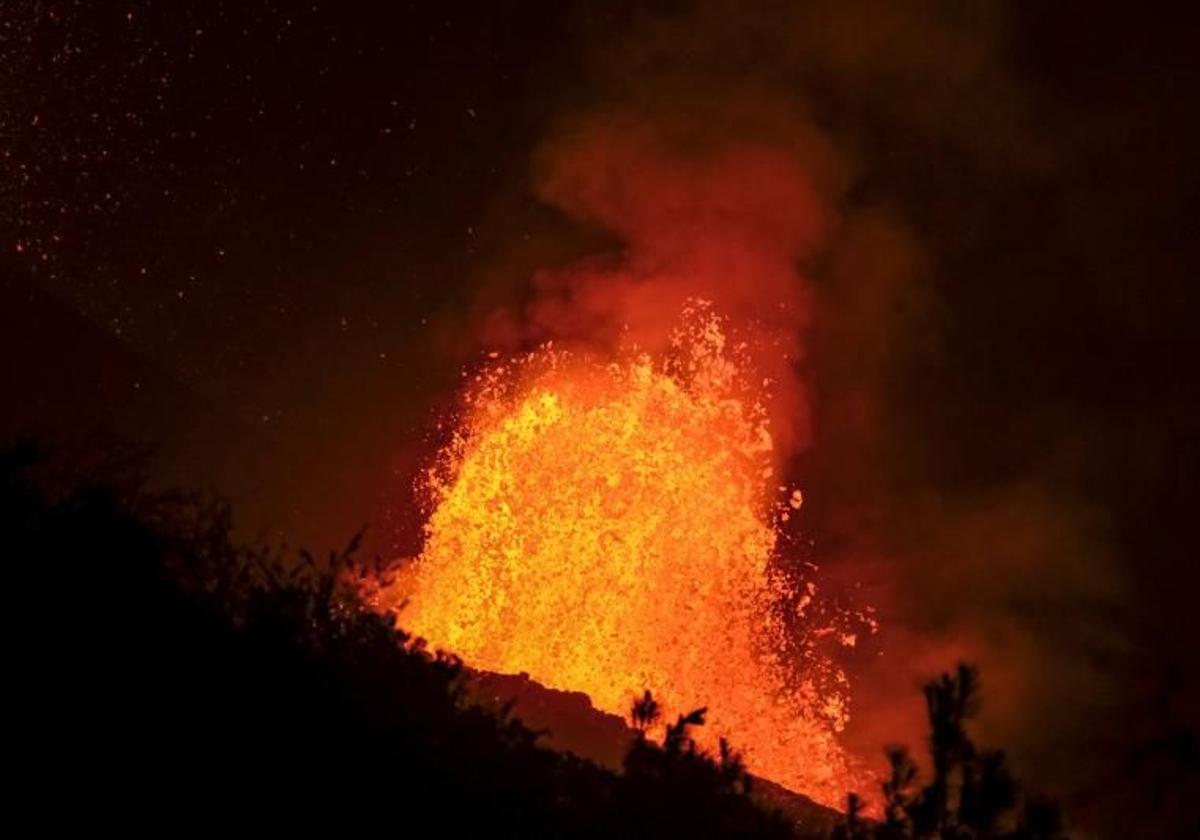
xmin=631 ymin=688 xmax=663 ymax=734
xmin=836 ymin=664 xmax=1067 ymax=840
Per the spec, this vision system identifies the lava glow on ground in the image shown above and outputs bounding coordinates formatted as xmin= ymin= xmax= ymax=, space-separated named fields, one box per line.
xmin=373 ymin=305 xmax=867 ymax=806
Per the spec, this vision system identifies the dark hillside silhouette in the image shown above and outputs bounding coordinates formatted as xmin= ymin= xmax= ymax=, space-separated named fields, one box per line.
xmin=6 ymin=440 xmax=1069 ymax=837
xmin=4 ymin=441 xmax=793 ymax=836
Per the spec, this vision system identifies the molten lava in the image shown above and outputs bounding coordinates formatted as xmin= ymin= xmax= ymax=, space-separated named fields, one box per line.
xmin=378 ymin=306 xmax=861 ymax=806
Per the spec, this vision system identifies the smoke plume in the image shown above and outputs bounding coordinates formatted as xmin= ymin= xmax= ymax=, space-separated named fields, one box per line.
xmin=449 ymin=1 xmax=1188 ymax=831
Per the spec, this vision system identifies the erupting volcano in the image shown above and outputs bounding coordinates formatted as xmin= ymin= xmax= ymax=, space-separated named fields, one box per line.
xmin=374 ymin=304 xmax=868 ymax=807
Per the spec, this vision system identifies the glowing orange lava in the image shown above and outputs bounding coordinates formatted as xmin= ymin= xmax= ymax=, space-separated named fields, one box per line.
xmin=378 ymin=306 xmax=861 ymax=806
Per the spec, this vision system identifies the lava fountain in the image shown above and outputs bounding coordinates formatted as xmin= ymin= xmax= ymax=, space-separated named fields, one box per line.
xmin=376 ymin=304 xmax=863 ymax=807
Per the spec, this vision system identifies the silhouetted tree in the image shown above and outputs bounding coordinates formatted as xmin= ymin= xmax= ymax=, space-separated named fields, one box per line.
xmin=631 ymin=688 xmax=662 ymax=735
xmin=919 ymin=663 xmax=981 ymax=833
xmin=880 ymin=746 xmax=919 ymax=839
xmin=834 ymin=664 xmax=1068 ymax=840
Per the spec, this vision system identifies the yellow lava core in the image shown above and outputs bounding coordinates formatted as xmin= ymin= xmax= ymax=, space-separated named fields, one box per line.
xmin=380 ymin=306 xmax=858 ymax=806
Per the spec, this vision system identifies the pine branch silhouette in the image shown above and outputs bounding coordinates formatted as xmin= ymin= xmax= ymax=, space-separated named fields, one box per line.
xmin=834 ymin=663 xmax=1068 ymax=840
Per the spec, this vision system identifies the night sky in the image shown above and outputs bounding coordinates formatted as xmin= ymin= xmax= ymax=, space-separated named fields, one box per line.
xmin=3 ymin=1 xmax=581 ymax=544
xmin=3 ymin=2 xmax=1198 ymax=834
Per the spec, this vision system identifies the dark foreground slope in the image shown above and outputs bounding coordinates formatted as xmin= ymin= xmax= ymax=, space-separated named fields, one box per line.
xmin=3 ymin=442 xmax=1080 ymax=838
xmin=468 ymin=670 xmax=841 ymax=836
xmin=3 ymin=443 xmax=797 ymax=836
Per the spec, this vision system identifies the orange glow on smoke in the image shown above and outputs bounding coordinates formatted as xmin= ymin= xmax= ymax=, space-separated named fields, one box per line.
xmin=378 ymin=305 xmax=862 ymax=806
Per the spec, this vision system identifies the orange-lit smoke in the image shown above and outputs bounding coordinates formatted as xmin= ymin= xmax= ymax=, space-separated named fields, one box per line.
xmin=480 ymin=108 xmax=845 ymax=462
xmin=376 ymin=306 xmax=868 ymax=806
